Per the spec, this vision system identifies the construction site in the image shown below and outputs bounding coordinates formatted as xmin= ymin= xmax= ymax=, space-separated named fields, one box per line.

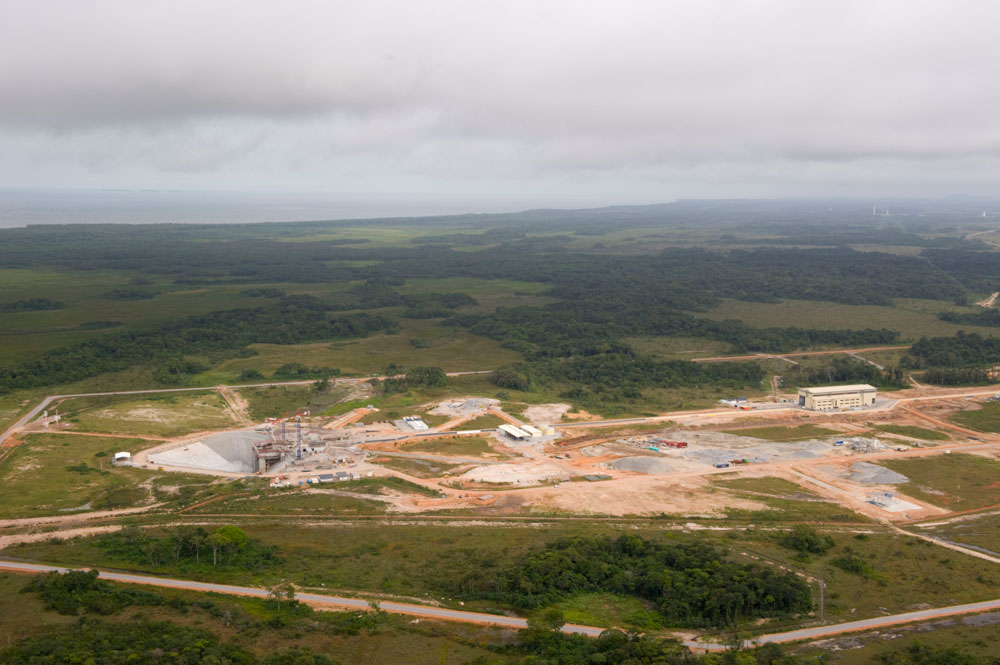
xmin=13 ymin=378 xmax=1000 ymax=523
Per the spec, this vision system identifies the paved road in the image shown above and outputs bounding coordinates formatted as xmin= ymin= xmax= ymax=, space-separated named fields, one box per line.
xmin=0 ymin=559 xmax=604 ymax=637
xmin=752 ymin=598 xmax=1000 ymax=645
xmin=2 ymin=559 xmax=998 ymax=650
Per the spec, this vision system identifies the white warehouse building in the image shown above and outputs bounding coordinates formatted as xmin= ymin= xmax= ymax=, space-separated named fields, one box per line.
xmin=798 ymin=384 xmax=877 ymax=411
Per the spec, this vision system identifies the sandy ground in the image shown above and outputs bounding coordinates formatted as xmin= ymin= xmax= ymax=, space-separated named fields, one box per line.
xmin=0 ymin=524 xmax=121 ymax=550
xmin=219 ymin=387 xmax=252 ymax=425
xmin=523 ymin=403 xmax=571 ymax=425
xmin=0 ymin=504 xmax=160 ymax=530
xmin=523 ymin=474 xmax=767 ymax=516
xmin=427 ymin=397 xmax=499 ymax=418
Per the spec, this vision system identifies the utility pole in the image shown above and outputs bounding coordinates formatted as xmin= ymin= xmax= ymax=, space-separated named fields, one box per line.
xmin=296 ymin=415 xmax=302 ymax=461
xmin=819 ymin=577 xmax=826 ymax=622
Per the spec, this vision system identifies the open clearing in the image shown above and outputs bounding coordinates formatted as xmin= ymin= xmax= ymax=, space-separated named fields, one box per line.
xmin=239 ymin=383 xmax=358 ymax=420
xmin=873 ymin=424 xmax=950 ymax=440
xmin=879 ymin=453 xmax=1000 ymax=510
xmin=56 ymin=392 xmax=239 ymax=437
xmin=723 ymin=424 xmax=842 ymax=441
xmin=401 ymin=435 xmax=507 ymax=458
xmin=374 ymin=456 xmax=464 ymax=478
xmin=0 ymin=433 xmax=155 ymax=518
xmin=951 ymin=401 xmax=1000 ymax=432
xmin=211 ymin=319 xmax=522 ymax=378
xmin=703 ymin=297 xmax=1000 ymax=339
xmin=920 ymin=512 xmax=1000 ymax=555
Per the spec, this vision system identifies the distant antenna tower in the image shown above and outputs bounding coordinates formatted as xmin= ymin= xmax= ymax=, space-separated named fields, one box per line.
xmin=281 ymin=419 xmax=286 ymax=443
xmin=296 ymin=415 xmax=302 ymax=461
xmin=873 ymin=203 xmax=877 ymax=216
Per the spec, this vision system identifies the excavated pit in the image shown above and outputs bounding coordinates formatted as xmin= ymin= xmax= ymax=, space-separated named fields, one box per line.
xmin=148 ymin=430 xmax=268 ymax=473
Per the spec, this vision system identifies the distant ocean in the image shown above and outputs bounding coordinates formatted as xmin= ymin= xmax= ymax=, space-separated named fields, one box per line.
xmin=0 ymin=189 xmax=514 ymax=228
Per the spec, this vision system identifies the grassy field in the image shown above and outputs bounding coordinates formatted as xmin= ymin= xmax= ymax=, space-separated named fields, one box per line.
xmin=620 ymin=336 xmax=734 ymax=360
xmin=374 ymin=456 xmax=464 ymax=478
xmin=326 ymin=374 xmax=502 ymax=418
xmin=400 ymin=435 xmax=502 ymax=457
xmin=56 ymin=391 xmax=238 ymax=437
xmin=335 ymin=476 xmax=443 ymax=498
xmin=0 ymin=268 xmax=328 ymax=366
xmin=183 ymin=478 xmax=442 ymax=516
xmin=795 ymin=613 xmax=1000 ymax=664
xmin=9 ymin=558 xmax=993 ymax=665
xmin=921 ymin=512 xmax=1000 ymax=555
xmin=872 ymin=424 xmax=950 ymax=441
xmin=0 ymin=433 xmax=157 ymax=518
xmin=208 ymin=318 xmax=522 ymax=380
xmin=703 ymin=297 xmax=1000 ymax=341
xmin=413 ymin=411 xmax=451 ymax=428
xmin=714 ymin=476 xmax=870 ymax=523
xmin=878 ymin=453 xmax=1000 ymax=510
xmin=6 ymin=521 xmax=996 ymax=629
xmin=185 ymin=489 xmax=389 ymax=516
xmin=238 ymin=383 xmax=355 ymax=420
xmin=554 ymin=592 xmax=663 ymax=631
xmin=727 ymin=528 xmax=1000 ymax=631
xmin=713 ymin=475 xmax=823 ymax=496
xmin=951 ymin=401 xmax=1000 ymax=432
xmin=723 ymin=424 xmax=841 ymax=441
xmin=0 ymin=570 xmax=505 ymax=665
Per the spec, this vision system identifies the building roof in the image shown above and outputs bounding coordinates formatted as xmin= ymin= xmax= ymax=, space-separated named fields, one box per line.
xmin=498 ymin=424 xmax=529 ymax=438
xmin=799 ymin=384 xmax=877 ymax=396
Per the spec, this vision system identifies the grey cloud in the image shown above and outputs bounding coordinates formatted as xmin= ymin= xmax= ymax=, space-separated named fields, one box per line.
xmin=1 ymin=0 xmax=999 ymax=198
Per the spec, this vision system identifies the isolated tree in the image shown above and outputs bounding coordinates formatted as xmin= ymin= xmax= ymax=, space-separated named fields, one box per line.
xmin=528 ymin=608 xmax=565 ymax=633
xmin=207 ymin=533 xmax=225 ymax=567
xmin=189 ymin=529 xmax=207 ymax=564
xmin=206 ymin=525 xmax=249 ymax=566
xmin=381 ymin=363 xmax=404 ymax=377
xmin=268 ymin=582 xmax=297 ymax=619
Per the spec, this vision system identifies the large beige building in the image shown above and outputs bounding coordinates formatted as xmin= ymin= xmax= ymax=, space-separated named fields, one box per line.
xmin=798 ymin=384 xmax=877 ymax=410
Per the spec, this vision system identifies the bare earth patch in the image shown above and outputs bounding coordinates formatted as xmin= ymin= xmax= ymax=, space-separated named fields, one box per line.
xmin=523 ymin=475 xmax=766 ymax=516
xmin=523 ymin=403 xmax=571 ymax=425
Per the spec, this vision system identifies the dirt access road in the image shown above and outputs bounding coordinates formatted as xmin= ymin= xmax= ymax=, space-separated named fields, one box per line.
xmin=692 ymin=345 xmax=911 ymax=363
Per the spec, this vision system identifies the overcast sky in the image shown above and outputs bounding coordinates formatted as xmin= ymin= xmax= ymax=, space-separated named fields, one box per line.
xmin=2 ymin=0 xmax=999 ymax=211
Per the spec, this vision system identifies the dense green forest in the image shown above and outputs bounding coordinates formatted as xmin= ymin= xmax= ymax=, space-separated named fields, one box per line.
xmin=447 ymin=535 xmax=812 ymax=628
xmin=939 ymin=308 xmax=1000 ymax=327
xmin=491 ymin=354 xmax=764 ymax=401
xmin=780 ymin=356 xmax=906 ymax=389
xmin=905 ymin=332 xmax=1000 ymax=368
xmin=0 ymin=304 xmax=393 ymax=391
xmin=0 ymin=297 xmax=65 ymax=312
xmin=4 ymin=202 xmax=1000 ymax=399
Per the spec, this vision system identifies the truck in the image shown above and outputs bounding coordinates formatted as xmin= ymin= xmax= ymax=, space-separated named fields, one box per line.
xmin=648 ymin=445 xmax=660 ymax=452
xmin=714 ymin=462 xmax=731 ymax=469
